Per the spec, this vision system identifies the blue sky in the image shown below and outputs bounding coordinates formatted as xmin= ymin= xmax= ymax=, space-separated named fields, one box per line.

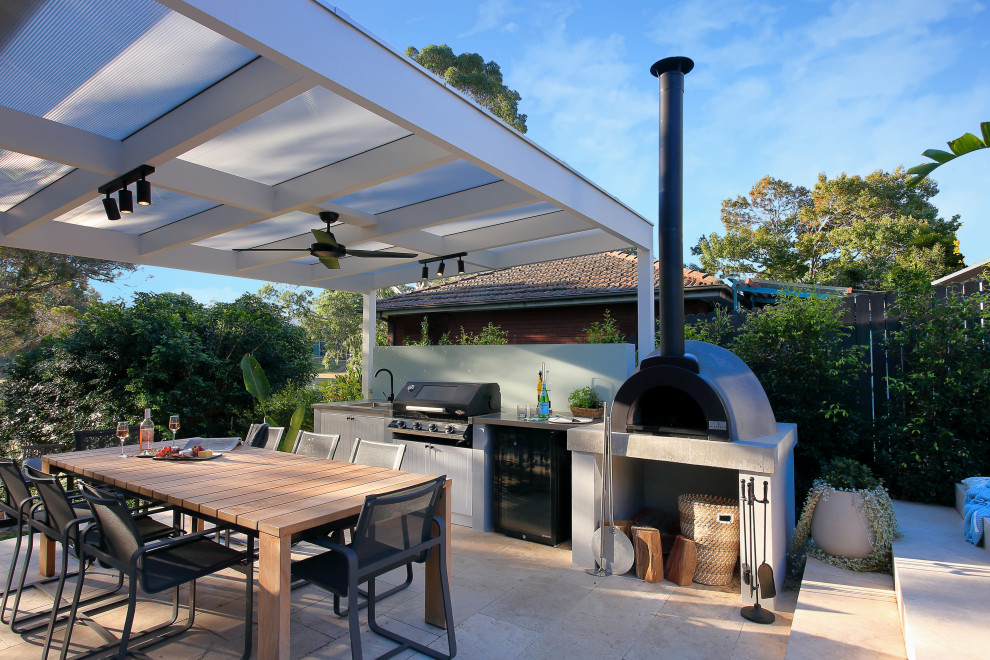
xmin=94 ymin=0 xmax=990 ymax=303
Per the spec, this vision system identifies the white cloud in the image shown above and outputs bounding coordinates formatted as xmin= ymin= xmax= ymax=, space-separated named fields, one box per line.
xmin=460 ymin=0 xmax=525 ymax=37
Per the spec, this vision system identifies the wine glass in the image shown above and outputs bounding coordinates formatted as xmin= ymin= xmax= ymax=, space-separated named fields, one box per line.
xmin=116 ymin=421 xmax=130 ymax=458
xmin=169 ymin=415 xmax=180 ymax=444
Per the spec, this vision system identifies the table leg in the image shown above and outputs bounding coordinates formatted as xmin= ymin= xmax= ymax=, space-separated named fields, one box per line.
xmin=425 ymin=479 xmax=452 ymax=628
xmin=258 ymin=532 xmax=291 ymax=659
xmin=39 ymin=461 xmax=56 ymax=577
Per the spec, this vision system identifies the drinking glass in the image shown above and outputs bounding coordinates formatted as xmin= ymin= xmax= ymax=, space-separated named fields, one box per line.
xmin=116 ymin=421 xmax=130 ymax=458
xmin=169 ymin=415 xmax=180 ymax=444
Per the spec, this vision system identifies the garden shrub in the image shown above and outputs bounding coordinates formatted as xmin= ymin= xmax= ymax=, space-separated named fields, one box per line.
xmin=0 ymin=292 xmax=313 ymax=455
xmin=878 ymin=282 xmax=990 ymax=504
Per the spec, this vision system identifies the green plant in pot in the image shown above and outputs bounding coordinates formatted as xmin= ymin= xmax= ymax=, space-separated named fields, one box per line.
xmin=790 ymin=457 xmax=898 ymax=573
xmin=567 ymin=386 xmax=605 ymax=419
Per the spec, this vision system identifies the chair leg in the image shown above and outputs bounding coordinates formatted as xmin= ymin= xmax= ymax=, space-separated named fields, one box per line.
xmin=240 ymin=534 xmax=255 ymax=660
xmin=0 ymin=522 xmax=26 ymax=624
xmin=41 ymin=536 xmax=73 ymax=657
xmin=347 ymin=573 xmax=363 ymax=660
xmin=115 ymin=583 xmax=139 ymax=660
xmin=59 ymin=553 xmax=88 ymax=660
xmin=7 ymin=526 xmax=35 ymax=632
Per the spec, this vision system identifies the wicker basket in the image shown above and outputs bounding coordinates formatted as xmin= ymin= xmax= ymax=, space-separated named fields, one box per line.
xmin=569 ymin=406 xmax=604 ymax=419
xmin=678 ymin=493 xmax=740 ymax=586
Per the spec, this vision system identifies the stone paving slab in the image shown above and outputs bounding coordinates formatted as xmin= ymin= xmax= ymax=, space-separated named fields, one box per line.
xmin=785 ymin=557 xmax=905 ymax=660
xmin=892 ymin=500 xmax=990 ymax=660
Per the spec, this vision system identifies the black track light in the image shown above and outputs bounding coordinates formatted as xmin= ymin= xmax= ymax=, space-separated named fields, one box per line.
xmin=118 ymin=186 xmax=133 ymax=214
xmin=437 ymin=261 xmax=446 ymax=276
xmin=457 ymin=258 xmax=465 ymax=274
xmin=103 ymin=193 xmax=121 ymax=221
xmin=136 ymin=177 xmax=151 ymax=206
xmin=421 ymin=264 xmax=429 ymax=281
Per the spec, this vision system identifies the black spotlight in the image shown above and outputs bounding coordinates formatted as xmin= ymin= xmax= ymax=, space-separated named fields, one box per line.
xmin=103 ymin=193 xmax=121 ymax=221
xmin=136 ymin=177 xmax=151 ymax=206
xmin=457 ymin=258 xmax=465 ymax=274
xmin=118 ymin=186 xmax=133 ymax=214
xmin=421 ymin=264 xmax=429 ymax=280
xmin=436 ymin=261 xmax=446 ymax=276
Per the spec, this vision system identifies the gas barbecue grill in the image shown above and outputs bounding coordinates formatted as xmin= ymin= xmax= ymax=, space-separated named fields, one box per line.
xmin=387 ymin=381 xmax=500 ymax=447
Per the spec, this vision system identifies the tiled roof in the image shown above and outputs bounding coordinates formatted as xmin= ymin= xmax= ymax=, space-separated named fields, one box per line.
xmin=378 ymin=251 xmax=724 ymax=310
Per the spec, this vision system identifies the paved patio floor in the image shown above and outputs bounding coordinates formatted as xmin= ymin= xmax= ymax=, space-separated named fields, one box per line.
xmin=0 ymin=524 xmax=796 ymax=659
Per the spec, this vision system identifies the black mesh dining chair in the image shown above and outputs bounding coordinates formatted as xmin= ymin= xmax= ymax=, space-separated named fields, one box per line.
xmin=59 ymin=482 xmax=256 ymax=660
xmin=348 ymin=438 xmax=405 ymax=470
xmin=22 ymin=466 xmax=178 ymax=655
xmin=291 ymin=475 xmax=455 ymax=660
xmin=292 ymin=431 xmax=341 ymax=459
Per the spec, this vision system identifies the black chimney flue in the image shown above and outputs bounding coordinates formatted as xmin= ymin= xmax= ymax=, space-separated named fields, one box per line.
xmin=650 ymin=56 xmax=694 ymax=363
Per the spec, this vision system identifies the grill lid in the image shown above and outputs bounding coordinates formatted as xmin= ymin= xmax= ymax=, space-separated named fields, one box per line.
xmin=611 ymin=341 xmax=776 ymax=442
xmin=393 ymin=381 xmax=500 ymax=419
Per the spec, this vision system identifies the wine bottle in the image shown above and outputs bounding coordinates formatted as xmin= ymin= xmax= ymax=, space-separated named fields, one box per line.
xmin=139 ymin=408 xmax=155 ymax=455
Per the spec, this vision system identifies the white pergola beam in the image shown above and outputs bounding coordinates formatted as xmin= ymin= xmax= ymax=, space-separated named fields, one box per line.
xmin=0 ymin=107 xmax=122 ymax=174
xmin=162 ymin=0 xmax=653 ymax=249
xmin=4 ymin=57 xmax=310 ymax=238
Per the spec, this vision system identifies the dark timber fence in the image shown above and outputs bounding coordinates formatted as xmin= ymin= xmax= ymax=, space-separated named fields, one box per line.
xmin=685 ymin=279 xmax=988 ymax=422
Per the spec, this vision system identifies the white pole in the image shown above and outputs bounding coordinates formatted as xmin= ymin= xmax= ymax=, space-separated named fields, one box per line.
xmin=637 ymin=245 xmax=656 ymax=360
xmin=361 ymin=291 xmax=376 ymax=399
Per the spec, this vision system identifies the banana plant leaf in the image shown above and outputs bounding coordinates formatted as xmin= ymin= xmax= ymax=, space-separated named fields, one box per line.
xmin=280 ymin=403 xmax=306 ymax=452
xmin=907 ymin=121 xmax=989 ymax=187
xmin=241 ymin=353 xmax=271 ymax=406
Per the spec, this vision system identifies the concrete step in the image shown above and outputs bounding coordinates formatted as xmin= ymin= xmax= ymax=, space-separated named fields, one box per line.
xmin=785 ymin=557 xmax=905 ymax=659
xmin=892 ymin=500 xmax=990 ymax=660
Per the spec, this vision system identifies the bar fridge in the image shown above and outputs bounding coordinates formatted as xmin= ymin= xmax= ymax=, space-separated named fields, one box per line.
xmin=491 ymin=426 xmax=571 ymax=546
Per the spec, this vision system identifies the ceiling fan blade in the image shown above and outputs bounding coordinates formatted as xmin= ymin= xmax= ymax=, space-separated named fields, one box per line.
xmin=318 ymin=256 xmax=340 ymax=269
xmin=345 ymin=249 xmax=418 ymax=259
xmin=311 ymin=228 xmax=338 ymax=247
xmin=232 ymin=248 xmax=310 ymax=252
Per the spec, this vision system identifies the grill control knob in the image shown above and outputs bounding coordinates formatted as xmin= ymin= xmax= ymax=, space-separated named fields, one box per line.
xmin=412 ymin=422 xmax=422 ymax=430
xmin=428 ymin=423 xmax=438 ymax=432
xmin=395 ymin=420 xmax=405 ymax=429
xmin=445 ymin=425 xmax=455 ymax=434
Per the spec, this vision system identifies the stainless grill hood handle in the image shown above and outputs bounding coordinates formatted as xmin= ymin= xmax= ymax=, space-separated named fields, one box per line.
xmin=405 ymin=405 xmax=446 ymax=413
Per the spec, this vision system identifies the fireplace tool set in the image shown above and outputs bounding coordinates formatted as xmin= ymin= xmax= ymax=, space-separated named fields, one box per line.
xmin=589 ymin=404 xmax=634 ymax=577
xmin=740 ymin=477 xmax=775 ymax=624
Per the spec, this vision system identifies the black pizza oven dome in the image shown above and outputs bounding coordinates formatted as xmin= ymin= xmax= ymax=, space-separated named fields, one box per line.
xmin=611 ymin=340 xmax=776 ymax=442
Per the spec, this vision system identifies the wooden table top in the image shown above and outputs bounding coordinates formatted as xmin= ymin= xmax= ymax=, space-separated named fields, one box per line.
xmin=44 ymin=444 xmax=437 ymax=538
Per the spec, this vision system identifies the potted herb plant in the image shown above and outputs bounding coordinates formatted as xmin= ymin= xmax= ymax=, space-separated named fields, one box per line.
xmin=790 ymin=457 xmax=898 ymax=572
xmin=567 ymin=386 xmax=605 ymax=419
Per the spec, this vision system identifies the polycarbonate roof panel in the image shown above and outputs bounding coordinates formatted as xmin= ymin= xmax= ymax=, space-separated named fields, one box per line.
xmin=56 ymin=190 xmax=217 ymax=235
xmin=331 ymin=160 xmax=500 ymax=214
xmin=0 ymin=0 xmax=256 ymax=140
xmin=0 ymin=150 xmax=73 ymax=211
xmin=195 ymin=211 xmax=323 ymax=249
xmin=426 ymin=202 xmax=561 ymax=236
xmin=179 ymin=88 xmax=411 ymax=185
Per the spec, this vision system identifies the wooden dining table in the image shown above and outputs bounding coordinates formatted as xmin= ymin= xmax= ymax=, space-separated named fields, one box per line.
xmin=42 ymin=444 xmax=450 ymax=659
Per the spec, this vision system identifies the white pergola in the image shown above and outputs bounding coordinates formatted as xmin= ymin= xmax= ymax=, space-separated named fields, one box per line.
xmin=0 ymin=0 xmax=656 ymax=388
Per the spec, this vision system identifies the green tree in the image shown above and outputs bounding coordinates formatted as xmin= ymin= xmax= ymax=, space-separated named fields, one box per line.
xmin=694 ymin=170 xmax=964 ymax=289
xmin=258 ymin=284 xmax=405 ymax=369
xmin=906 ymin=121 xmax=990 ymax=187
xmin=0 ymin=292 xmax=313 ymax=454
xmin=581 ymin=310 xmax=626 ymax=343
xmin=693 ymin=176 xmax=810 ymax=280
xmin=406 ymin=44 xmax=527 ymax=133
xmin=0 ymin=247 xmax=134 ymax=357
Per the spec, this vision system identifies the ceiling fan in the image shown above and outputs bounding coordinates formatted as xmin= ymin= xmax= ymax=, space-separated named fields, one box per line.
xmin=232 ymin=211 xmax=417 ymax=269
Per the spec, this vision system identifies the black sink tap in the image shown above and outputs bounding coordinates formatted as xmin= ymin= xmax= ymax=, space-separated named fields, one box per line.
xmin=374 ymin=368 xmax=395 ymax=402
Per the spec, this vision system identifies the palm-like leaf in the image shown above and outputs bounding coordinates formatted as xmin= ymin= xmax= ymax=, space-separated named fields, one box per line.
xmin=907 ymin=121 xmax=989 ymax=187
xmin=241 ymin=353 xmax=271 ymax=405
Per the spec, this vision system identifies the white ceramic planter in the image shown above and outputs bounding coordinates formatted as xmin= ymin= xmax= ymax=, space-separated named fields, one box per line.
xmin=810 ymin=489 xmax=876 ymax=558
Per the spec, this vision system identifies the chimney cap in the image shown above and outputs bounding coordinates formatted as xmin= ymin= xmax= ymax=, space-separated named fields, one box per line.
xmin=650 ymin=56 xmax=695 ymax=78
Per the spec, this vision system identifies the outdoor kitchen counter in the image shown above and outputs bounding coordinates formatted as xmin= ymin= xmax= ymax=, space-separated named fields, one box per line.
xmin=471 ymin=412 xmax=589 ymax=429
xmin=567 ymin=422 xmax=797 ymax=474
xmin=312 ymin=400 xmax=393 ymax=416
